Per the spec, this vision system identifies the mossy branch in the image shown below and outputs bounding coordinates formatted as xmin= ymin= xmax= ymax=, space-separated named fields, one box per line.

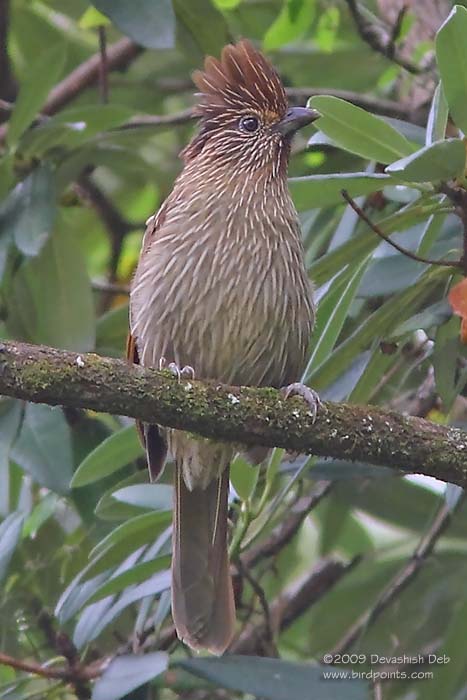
xmin=0 ymin=340 xmax=466 ymax=486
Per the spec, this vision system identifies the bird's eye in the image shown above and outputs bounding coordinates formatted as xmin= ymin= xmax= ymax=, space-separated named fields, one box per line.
xmin=239 ymin=115 xmax=260 ymax=133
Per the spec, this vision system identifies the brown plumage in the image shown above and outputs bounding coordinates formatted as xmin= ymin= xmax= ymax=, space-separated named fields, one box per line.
xmin=128 ymin=40 xmax=318 ymax=654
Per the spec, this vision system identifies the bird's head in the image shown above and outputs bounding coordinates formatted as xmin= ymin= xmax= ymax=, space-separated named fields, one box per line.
xmin=182 ymin=40 xmax=319 ymax=177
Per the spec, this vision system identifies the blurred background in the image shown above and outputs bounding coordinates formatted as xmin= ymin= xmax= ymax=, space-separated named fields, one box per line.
xmin=1 ymin=1 xmax=467 ymax=699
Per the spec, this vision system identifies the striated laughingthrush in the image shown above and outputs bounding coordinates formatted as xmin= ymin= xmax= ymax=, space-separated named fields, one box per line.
xmin=128 ymin=40 xmax=318 ymax=654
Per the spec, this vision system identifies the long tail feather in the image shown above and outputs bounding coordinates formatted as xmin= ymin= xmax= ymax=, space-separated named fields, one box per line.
xmin=172 ymin=465 xmax=235 ymax=654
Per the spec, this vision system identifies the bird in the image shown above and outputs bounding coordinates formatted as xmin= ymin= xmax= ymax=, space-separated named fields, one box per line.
xmin=128 ymin=39 xmax=319 ymax=654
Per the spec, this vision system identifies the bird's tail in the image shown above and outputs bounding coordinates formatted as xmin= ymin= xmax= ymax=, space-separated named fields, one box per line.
xmin=171 ymin=464 xmax=235 ymax=654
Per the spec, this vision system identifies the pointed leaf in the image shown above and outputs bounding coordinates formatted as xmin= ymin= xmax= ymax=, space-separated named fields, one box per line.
xmin=12 ymin=404 xmax=73 ymax=493
xmin=0 ymin=163 xmax=56 ymax=256
xmin=263 ymin=0 xmax=316 ymax=50
xmin=91 ymin=0 xmax=175 ymax=49
xmin=386 ymin=139 xmax=466 ymax=182
xmin=230 ymin=456 xmax=259 ymax=500
xmin=92 ymin=652 xmax=168 ymax=700
xmin=86 ymin=556 xmax=170 ymax=605
xmin=436 ymin=5 xmax=467 ymax=134
xmin=289 ymin=172 xmax=390 ymax=210
xmin=8 ymin=44 xmax=67 ymax=146
xmin=0 ymin=512 xmax=25 ymax=583
xmin=6 ymin=227 xmax=95 ymax=351
xmin=426 ymin=83 xmax=448 ymax=145
xmin=179 ymin=657 xmax=369 ymax=700
xmin=308 ymin=96 xmax=413 ymax=163
xmin=305 ymin=255 xmax=370 ymax=373
xmin=72 ymin=425 xmax=143 ymax=487
xmin=113 ymin=484 xmax=173 ymax=511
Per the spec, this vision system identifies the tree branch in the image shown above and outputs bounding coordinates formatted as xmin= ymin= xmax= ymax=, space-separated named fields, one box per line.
xmin=0 ymin=340 xmax=466 ymax=485
xmin=345 ymin=0 xmax=428 ymax=75
xmin=0 ymin=37 xmax=142 ymax=144
xmin=243 ymin=482 xmax=333 ymax=569
xmin=341 ymin=190 xmax=462 ymax=270
xmin=0 ymin=651 xmax=103 ymax=683
xmin=329 ymin=492 xmax=466 ymax=655
xmin=232 ymin=557 xmax=360 ymax=655
xmin=119 ymin=90 xmax=422 ymax=133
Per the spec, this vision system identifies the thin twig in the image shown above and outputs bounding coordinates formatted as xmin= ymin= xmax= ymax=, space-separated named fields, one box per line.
xmin=341 ymin=190 xmax=462 ymax=269
xmin=0 ymin=0 xmax=17 ymax=106
xmin=91 ymin=279 xmax=130 ymax=295
xmin=0 ymin=651 xmax=103 ymax=682
xmin=345 ymin=0 xmax=426 ymax=74
xmin=243 ymin=482 xmax=332 ymax=569
xmin=98 ymin=26 xmax=109 ymax=104
xmin=235 ymin=558 xmax=276 ymax=655
xmin=0 ymin=37 xmax=141 ymax=144
xmin=74 ymin=175 xmax=136 ymax=310
xmin=329 ymin=492 xmax=466 ymax=655
xmin=232 ymin=557 xmax=360 ymax=655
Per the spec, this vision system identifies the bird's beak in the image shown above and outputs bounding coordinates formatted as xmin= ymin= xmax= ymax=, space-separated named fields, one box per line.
xmin=276 ymin=106 xmax=320 ymax=136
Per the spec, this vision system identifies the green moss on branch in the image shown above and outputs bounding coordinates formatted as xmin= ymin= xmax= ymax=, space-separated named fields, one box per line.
xmin=0 ymin=340 xmax=466 ymax=485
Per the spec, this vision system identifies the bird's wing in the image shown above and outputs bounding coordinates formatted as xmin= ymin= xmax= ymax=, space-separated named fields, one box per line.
xmin=126 ymin=201 xmax=170 ymax=481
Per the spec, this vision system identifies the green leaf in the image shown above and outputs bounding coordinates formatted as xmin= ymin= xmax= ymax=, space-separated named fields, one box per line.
xmin=417 ymin=207 xmax=447 ymax=256
xmin=289 ymin=172 xmax=390 ymax=210
xmin=0 ymin=397 xmax=23 ymax=515
xmin=0 ymin=163 xmax=56 ymax=256
xmin=8 ymin=44 xmax=67 ymax=147
xmin=95 ymin=472 xmax=149 ymax=521
xmin=308 ymin=266 xmax=449 ymax=389
xmin=308 ymin=96 xmax=414 ymax=163
xmin=230 ymin=455 xmax=259 ymax=500
xmin=212 ymin=0 xmax=241 ymax=7
xmin=75 ymin=570 xmax=171 ymax=646
xmin=386 ymin=139 xmax=466 ymax=182
xmin=0 ymin=512 xmax=25 ymax=583
xmin=90 ymin=512 xmax=167 ymax=560
xmin=172 ymin=0 xmax=231 ymax=56
xmin=92 ymin=652 xmax=168 ymax=700
xmin=91 ymin=0 xmax=175 ymax=49
xmin=179 ymin=657 xmax=369 ymax=700
xmin=11 ymin=404 xmax=73 ymax=493
xmin=436 ymin=5 xmax=467 ymax=134
xmin=433 ymin=316 xmax=461 ymax=410
xmin=96 ymin=303 xmax=129 ymax=357
xmin=6 ymin=227 xmax=95 ymax=351
xmin=426 ymin=83 xmax=448 ymax=145
xmin=391 ymin=300 xmax=452 ymax=338
xmin=86 ymin=516 xmax=170 ymax=582
xmin=309 ymin=197 xmax=448 ymax=286
xmin=263 ymin=0 xmax=316 ymax=51
xmin=23 ymin=493 xmax=58 ymax=538
xmin=421 ymin=596 xmax=467 ymax=700
xmin=305 ymin=255 xmax=370 ymax=373
xmin=79 ymin=6 xmax=111 ymax=29
xmin=113 ymin=484 xmax=173 ymax=511
xmin=358 ymin=255 xmax=425 ymax=298
xmin=86 ymin=556 xmax=170 ymax=604
xmin=72 ymin=425 xmax=143 ymax=487
xmin=18 ymin=105 xmax=134 ymax=159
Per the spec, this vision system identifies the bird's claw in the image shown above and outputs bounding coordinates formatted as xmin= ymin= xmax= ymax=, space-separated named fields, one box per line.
xmin=159 ymin=357 xmax=195 ymax=382
xmin=281 ymin=382 xmax=321 ymax=423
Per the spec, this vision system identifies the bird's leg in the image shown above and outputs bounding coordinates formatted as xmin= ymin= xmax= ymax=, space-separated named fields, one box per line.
xmin=169 ymin=363 xmax=195 ymax=381
xmin=159 ymin=357 xmax=195 ymax=382
xmin=281 ymin=382 xmax=321 ymax=423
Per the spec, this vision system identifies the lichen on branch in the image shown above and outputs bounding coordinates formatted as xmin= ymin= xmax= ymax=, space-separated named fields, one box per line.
xmin=0 ymin=340 xmax=466 ymax=486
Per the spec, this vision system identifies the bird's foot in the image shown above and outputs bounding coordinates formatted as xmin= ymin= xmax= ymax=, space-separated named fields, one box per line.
xmin=159 ymin=357 xmax=195 ymax=381
xmin=281 ymin=382 xmax=321 ymax=423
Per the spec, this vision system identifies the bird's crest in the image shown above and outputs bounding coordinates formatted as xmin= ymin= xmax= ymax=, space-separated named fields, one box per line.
xmin=192 ymin=40 xmax=287 ymax=125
